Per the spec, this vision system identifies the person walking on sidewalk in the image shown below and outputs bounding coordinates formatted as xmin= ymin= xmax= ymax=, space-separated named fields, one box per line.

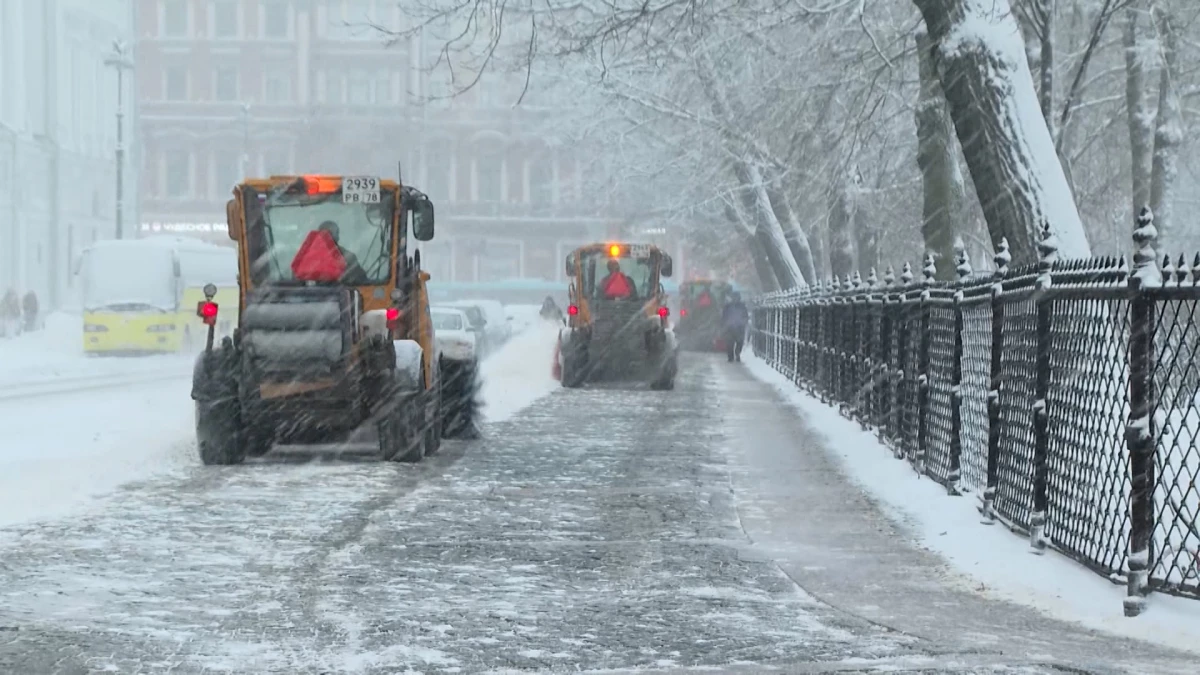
xmin=1 ymin=288 xmax=21 ymax=338
xmin=22 ymin=290 xmax=39 ymax=333
xmin=721 ymin=292 xmax=749 ymax=362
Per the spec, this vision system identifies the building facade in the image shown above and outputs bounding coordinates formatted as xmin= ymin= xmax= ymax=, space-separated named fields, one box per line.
xmin=0 ymin=0 xmax=138 ymax=309
xmin=134 ymin=0 xmax=665 ymax=284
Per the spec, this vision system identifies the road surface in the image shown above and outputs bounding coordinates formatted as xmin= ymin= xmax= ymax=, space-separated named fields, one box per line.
xmin=0 ymin=355 xmax=1194 ymax=674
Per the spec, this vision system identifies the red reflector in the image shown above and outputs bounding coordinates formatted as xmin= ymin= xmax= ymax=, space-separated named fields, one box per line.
xmin=200 ymin=302 xmax=218 ymax=318
xmin=567 ymin=305 xmax=579 ymax=316
xmin=657 ymin=307 xmax=669 ymax=317
xmin=386 ymin=307 xmax=400 ymax=321
xmin=680 ymin=309 xmax=687 ymax=317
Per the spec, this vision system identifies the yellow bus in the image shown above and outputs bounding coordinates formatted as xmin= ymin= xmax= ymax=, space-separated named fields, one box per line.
xmin=76 ymin=237 xmax=239 ymax=355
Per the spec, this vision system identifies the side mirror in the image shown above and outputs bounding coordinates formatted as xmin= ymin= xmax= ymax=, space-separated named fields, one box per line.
xmin=225 ymin=198 xmax=242 ymax=240
xmin=565 ymin=255 xmax=576 ymax=277
xmin=661 ymin=254 xmax=673 ymax=278
xmin=412 ymin=198 xmax=435 ymax=241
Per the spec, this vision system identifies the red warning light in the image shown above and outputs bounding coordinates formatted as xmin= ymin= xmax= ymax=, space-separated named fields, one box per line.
xmin=657 ymin=307 xmax=669 ymax=318
xmin=385 ymin=307 xmax=400 ymax=322
xmin=567 ymin=305 xmax=579 ymax=316
xmin=197 ymin=301 xmax=219 ymax=326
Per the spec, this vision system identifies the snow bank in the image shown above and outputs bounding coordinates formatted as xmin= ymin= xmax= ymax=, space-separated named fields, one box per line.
xmin=742 ymin=352 xmax=1200 ymax=654
xmin=0 ymin=379 xmax=197 ymax=529
xmin=478 ymin=318 xmax=561 ymax=423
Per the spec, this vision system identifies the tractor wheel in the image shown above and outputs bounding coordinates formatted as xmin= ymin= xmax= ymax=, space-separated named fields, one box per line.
xmin=196 ymin=399 xmax=246 ymax=465
xmin=561 ymin=342 xmax=587 ymax=389
xmin=441 ymin=358 xmax=482 ymax=439
xmin=244 ymin=426 xmax=274 ymax=458
xmin=425 ymin=385 xmax=443 ymax=455
xmin=392 ymin=395 xmax=426 ymax=463
xmin=650 ymin=353 xmax=678 ymax=391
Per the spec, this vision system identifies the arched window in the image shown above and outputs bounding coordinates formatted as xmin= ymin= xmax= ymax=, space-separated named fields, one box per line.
xmin=474 ymin=141 xmax=504 ymax=203
xmin=528 ymin=157 xmax=554 ymax=209
xmin=423 ymin=141 xmax=452 ymax=203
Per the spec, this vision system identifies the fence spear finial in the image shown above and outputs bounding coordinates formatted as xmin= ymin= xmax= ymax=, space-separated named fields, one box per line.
xmin=884 ymin=265 xmax=896 ymax=287
xmin=1131 ymin=206 xmax=1161 ymax=289
xmin=901 ymin=261 xmax=913 ymax=285
xmin=1036 ymin=220 xmax=1058 ymax=291
xmin=852 ymin=270 xmax=863 ymax=289
xmin=956 ymin=245 xmax=973 ymax=281
xmin=867 ymin=267 xmax=879 ymax=289
xmin=994 ymin=237 xmax=1011 ymax=276
xmin=922 ymin=253 xmax=937 ymax=285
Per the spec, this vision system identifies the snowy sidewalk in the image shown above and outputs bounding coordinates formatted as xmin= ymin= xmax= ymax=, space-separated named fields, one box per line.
xmin=715 ymin=354 xmax=1200 ymax=674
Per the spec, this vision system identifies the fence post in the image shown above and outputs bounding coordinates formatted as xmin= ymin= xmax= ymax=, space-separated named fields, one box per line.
xmin=981 ymin=238 xmax=1010 ymax=524
xmin=895 ymin=263 xmax=913 ymax=460
xmin=880 ymin=266 xmax=896 ymax=444
xmin=948 ymin=247 xmax=972 ymax=496
xmin=1029 ymin=222 xmax=1057 ymax=554
xmin=1125 ymin=206 xmax=1160 ymax=617
xmin=866 ymin=268 xmax=881 ymax=428
xmin=916 ymin=254 xmax=936 ymax=475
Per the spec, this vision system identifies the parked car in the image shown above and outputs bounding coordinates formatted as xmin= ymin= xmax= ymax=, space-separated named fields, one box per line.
xmin=447 ymin=299 xmax=511 ymax=354
xmin=439 ymin=302 xmax=490 ymax=356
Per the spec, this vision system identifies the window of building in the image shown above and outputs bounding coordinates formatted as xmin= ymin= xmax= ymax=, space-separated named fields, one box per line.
xmin=477 ymin=241 xmax=521 ymax=281
xmin=213 ymin=153 xmax=241 ymax=198
xmin=375 ymin=71 xmax=392 ymax=105
xmin=262 ymin=148 xmax=290 ymax=175
xmin=264 ymin=69 xmax=291 ymax=102
xmin=423 ymin=145 xmax=452 ymax=203
xmin=214 ymin=67 xmax=238 ymax=101
xmin=164 ymin=65 xmax=188 ymax=100
xmin=347 ymin=71 xmax=371 ymax=104
xmin=163 ymin=0 xmax=188 ymax=37
xmin=164 ymin=151 xmax=190 ymax=198
xmin=475 ymin=148 xmax=503 ymax=202
xmin=213 ymin=1 xmax=238 ymax=38
xmin=345 ymin=0 xmax=374 ymax=39
xmin=263 ymin=2 xmax=289 ymax=39
xmin=529 ymin=159 xmax=554 ymax=207
xmin=323 ymin=72 xmax=344 ymax=103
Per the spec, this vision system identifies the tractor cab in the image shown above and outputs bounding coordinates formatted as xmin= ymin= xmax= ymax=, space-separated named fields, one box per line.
xmin=677 ymin=279 xmax=734 ymax=351
xmin=557 ymin=242 xmax=678 ymax=389
xmin=191 ymin=173 xmax=462 ymax=466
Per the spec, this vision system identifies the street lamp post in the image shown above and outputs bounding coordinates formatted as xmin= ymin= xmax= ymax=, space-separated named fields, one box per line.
xmin=104 ymin=41 xmax=134 ymax=240
xmin=239 ymin=102 xmax=251 ymax=181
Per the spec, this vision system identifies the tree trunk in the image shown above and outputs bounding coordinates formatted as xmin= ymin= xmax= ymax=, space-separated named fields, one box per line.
xmin=1038 ymin=0 xmax=1057 ymax=143
xmin=916 ymin=29 xmax=965 ymax=281
xmin=828 ymin=175 xmax=858 ymax=280
xmin=694 ymin=50 xmax=806 ymax=287
xmin=766 ymin=181 xmax=818 ymax=285
xmin=724 ymin=201 xmax=780 ymax=291
xmin=1124 ymin=3 xmax=1153 ymax=219
xmin=1149 ymin=7 xmax=1181 ymax=246
xmin=913 ymin=0 xmax=1091 ymax=264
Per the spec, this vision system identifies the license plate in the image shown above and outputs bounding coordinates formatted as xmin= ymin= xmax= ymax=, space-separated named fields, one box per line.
xmin=342 ymin=176 xmax=380 ymax=204
xmin=629 ymin=244 xmax=651 ymax=258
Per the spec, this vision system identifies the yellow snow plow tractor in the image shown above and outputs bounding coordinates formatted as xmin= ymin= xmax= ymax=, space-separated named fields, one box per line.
xmin=558 ymin=242 xmax=678 ymax=389
xmin=191 ymin=173 xmax=474 ymax=465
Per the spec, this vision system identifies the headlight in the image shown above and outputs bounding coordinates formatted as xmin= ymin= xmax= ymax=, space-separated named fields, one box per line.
xmin=84 ymin=324 xmax=108 ymax=333
xmin=146 ymin=324 xmax=177 ymax=333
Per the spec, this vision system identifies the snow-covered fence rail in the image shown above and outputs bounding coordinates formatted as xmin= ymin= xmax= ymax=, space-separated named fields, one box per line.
xmin=749 ymin=208 xmax=1200 ymax=617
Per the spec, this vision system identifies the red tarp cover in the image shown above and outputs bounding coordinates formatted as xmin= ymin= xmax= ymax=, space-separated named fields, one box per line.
xmin=291 ymin=230 xmax=347 ymax=282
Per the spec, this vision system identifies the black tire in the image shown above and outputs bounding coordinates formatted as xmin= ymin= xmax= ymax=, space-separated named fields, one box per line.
xmin=561 ymin=341 xmax=587 ymax=389
xmin=196 ymin=399 xmax=246 ymax=465
xmin=244 ymin=425 xmax=274 ymax=457
xmin=425 ymin=386 xmax=443 ymax=454
xmin=650 ymin=353 xmax=677 ymax=391
xmin=394 ymin=394 xmax=426 ymax=463
xmin=441 ymin=358 xmax=481 ymax=439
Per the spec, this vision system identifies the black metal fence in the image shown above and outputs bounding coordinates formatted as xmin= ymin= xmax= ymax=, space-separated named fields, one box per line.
xmin=749 ymin=209 xmax=1200 ymax=616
